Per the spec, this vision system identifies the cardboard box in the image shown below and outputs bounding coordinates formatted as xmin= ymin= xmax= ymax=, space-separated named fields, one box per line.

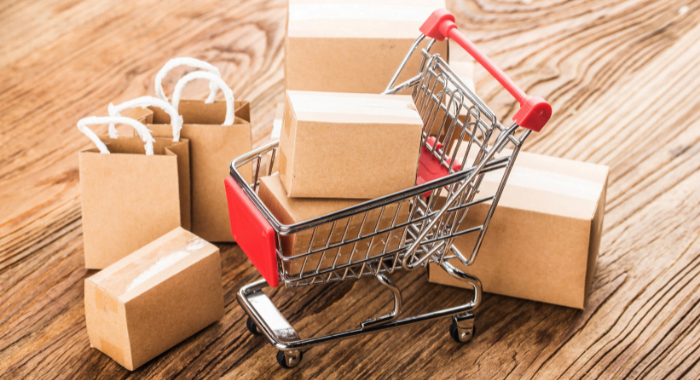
xmin=279 ymin=91 xmax=424 ymax=199
xmin=428 ymin=149 xmax=608 ymax=309
xmin=285 ymin=0 xmax=448 ymax=94
xmin=257 ymin=174 xmax=410 ymax=277
xmin=84 ymin=227 xmax=224 ymax=370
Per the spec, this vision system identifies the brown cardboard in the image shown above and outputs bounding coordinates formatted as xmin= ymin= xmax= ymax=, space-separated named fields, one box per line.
xmin=79 ymin=137 xmax=191 ymax=269
xmin=279 ymin=91 xmax=424 ymax=199
xmin=427 ymin=149 xmax=609 ymax=309
xmin=146 ymin=100 xmax=253 ymax=242
xmin=258 ymin=174 xmax=410 ymax=276
xmin=84 ymin=227 xmax=224 ymax=370
xmin=285 ymin=0 xmax=448 ymax=94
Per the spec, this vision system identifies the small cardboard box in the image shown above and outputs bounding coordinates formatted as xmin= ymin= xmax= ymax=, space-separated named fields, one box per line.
xmin=279 ymin=91 xmax=424 ymax=199
xmin=285 ymin=0 xmax=448 ymax=93
xmin=428 ymin=150 xmax=609 ymax=309
xmin=84 ymin=227 xmax=224 ymax=370
xmin=257 ymin=174 xmax=410 ymax=277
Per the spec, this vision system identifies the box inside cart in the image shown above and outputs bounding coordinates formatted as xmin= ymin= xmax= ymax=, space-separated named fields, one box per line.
xmin=278 ymin=90 xmax=424 ymax=199
xmin=258 ymin=174 xmax=410 ymax=277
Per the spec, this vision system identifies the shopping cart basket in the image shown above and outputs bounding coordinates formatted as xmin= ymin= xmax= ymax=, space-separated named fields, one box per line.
xmin=225 ymin=9 xmax=551 ymax=368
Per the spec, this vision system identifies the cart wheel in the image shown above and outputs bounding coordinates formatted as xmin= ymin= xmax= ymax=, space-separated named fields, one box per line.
xmin=450 ymin=320 xmax=475 ymax=343
xmin=246 ymin=317 xmax=262 ymax=336
xmin=276 ymin=350 xmax=303 ymax=369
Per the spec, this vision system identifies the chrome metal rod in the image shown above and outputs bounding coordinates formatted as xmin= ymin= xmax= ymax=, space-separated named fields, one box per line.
xmin=237 ymin=276 xmax=478 ymax=352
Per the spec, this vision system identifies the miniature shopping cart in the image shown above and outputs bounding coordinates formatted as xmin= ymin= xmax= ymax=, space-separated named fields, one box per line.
xmin=224 ymin=9 xmax=551 ymax=368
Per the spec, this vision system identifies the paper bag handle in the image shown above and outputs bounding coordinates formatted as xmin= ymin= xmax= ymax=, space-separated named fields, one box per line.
xmin=78 ymin=116 xmax=156 ymax=155
xmin=171 ymin=71 xmax=235 ymax=126
xmin=155 ymin=57 xmax=221 ymax=104
xmin=108 ymin=96 xmax=184 ymax=141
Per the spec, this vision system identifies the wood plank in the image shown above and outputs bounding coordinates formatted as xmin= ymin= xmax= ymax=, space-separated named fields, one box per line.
xmin=1 ymin=0 xmax=700 ymax=378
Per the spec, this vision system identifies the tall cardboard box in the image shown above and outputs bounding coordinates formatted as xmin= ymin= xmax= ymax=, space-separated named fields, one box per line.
xmin=279 ymin=91 xmax=424 ymax=199
xmin=428 ymin=150 xmax=608 ymax=309
xmin=257 ymin=174 xmax=410 ymax=277
xmin=84 ymin=227 xmax=224 ymax=370
xmin=285 ymin=0 xmax=448 ymax=93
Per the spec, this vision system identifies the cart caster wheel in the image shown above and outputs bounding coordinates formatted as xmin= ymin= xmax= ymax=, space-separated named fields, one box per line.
xmin=246 ymin=317 xmax=262 ymax=336
xmin=277 ymin=350 xmax=303 ymax=369
xmin=450 ymin=320 xmax=475 ymax=343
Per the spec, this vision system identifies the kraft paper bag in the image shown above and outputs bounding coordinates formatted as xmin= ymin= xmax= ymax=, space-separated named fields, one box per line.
xmin=147 ymin=59 xmax=253 ymax=242
xmin=108 ymin=96 xmax=191 ymax=230
xmin=77 ymin=116 xmax=190 ymax=269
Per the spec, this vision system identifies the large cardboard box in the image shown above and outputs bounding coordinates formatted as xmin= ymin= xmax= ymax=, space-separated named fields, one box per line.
xmin=258 ymin=174 xmax=409 ymax=277
xmin=279 ymin=91 xmax=424 ymax=199
xmin=285 ymin=0 xmax=448 ymax=93
xmin=84 ymin=227 xmax=224 ymax=370
xmin=428 ymin=150 xmax=609 ymax=309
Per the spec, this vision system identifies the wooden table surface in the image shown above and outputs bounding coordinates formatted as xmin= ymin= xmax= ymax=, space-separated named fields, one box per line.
xmin=2 ymin=0 xmax=700 ymax=378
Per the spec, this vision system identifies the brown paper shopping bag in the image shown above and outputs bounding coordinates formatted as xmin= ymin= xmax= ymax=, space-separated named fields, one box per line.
xmin=108 ymin=96 xmax=191 ymax=230
xmin=77 ymin=116 xmax=190 ymax=269
xmin=147 ymin=60 xmax=253 ymax=242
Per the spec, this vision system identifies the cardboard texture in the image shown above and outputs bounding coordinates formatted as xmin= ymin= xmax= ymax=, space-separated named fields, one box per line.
xmin=79 ymin=137 xmax=191 ymax=269
xmin=84 ymin=227 xmax=224 ymax=371
xmin=428 ymin=149 xmax=609 ymax=309
xmin=146 ymin=100 xmax=253 ymax=242
xmin=285 ymin=0 xmax=448 ymax=94
xmin=257 ymin=174 xmax=410 ymax=276
xmin=279 ymin=91 xmax=424 ymax=199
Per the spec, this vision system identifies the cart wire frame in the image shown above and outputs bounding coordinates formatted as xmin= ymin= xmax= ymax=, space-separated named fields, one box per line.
xmin=227 ymin=9 xmax=548 ymax=368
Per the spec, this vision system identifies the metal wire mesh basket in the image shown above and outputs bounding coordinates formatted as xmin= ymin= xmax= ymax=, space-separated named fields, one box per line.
xmin=224 ymin=9 xmax=551 ymax=368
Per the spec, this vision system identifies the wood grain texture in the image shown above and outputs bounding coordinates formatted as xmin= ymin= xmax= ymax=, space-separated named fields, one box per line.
xmin=1 ymin=0 xmax=700 ymax=378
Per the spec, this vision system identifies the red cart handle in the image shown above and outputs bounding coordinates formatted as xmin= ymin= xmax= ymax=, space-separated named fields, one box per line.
xmin=421 ymin=9 xmax=551 ymax=132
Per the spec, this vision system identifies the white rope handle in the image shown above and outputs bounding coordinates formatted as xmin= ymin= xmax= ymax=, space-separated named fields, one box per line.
xmin=172 ymin=71 xmax=235 ymax=126
xmin=155 ymin=57 xmax=221 ymax=104
xmin=78 ymin=116 xmax=155 ymax=156
xmin=108 ymin=96 xmax=184 ymax=141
